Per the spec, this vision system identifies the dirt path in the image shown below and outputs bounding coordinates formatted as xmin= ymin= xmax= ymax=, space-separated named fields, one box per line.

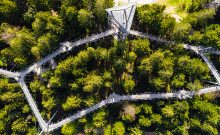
xmin=165 ymin=6 xmax=183 ymax=22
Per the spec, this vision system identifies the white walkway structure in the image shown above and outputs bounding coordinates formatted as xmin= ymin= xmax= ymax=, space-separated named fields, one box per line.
xmin=0 ymin=3 xmax=220 ymax=134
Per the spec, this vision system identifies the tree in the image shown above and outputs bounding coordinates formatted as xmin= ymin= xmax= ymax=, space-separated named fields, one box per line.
xmin=178 ymin=56 xmax=210 ymax=80
xmin=27 ymin=127 xmax=37 ymax=135
xmin=49 ymin=76 xmax=62 ymax=88
xmin=1 ymin=27 xmax=36 ymax=67
xmin=32 ymin=11 xmax=63 ymax=36
xmin=141 ymin=104 xmax=153 ymax=115
xmin=137 ymin=4 xmax=175 ymax=36
xmin=11 ymin=118 xmax=28 ymax=133
xmin=152 ymin=77 xmax=166 ymax=91
xmin=93 ymin=110 xmax=108 ymax=128
xmin=83 ymin=72 xmax=103 ymax=92
xmin=84 ymin=96 xmax=96 ymax=107
xmin=95 ymin=47 xmax=108 ymax=61
xmin=113 ymin=122 xmax=125 ymax=135
xmin=186 ymin=79 xmax=203 ymax=91
xmin=121 ymin=104 xmax=136 ymax=122
xmin=0 ymin=120 xmax=5 ymax=133
xmin=137 ymin=4 xmax=165 ymax=35
xmin=30 ymin=80 xmax=41 ymax=92
xmin=33 ymin=33 xmax=58 ymax=58
xmin=61 ymin=6 xmax=77 ymax=22
xmin=62 ymin=95 xmax=82 ymax=111
xmin=201 ymin=123 xmax=218 ymax=135
xmin=77 ymin=9 xmax=94 ymax=29
xmin=160 ymin=15 xmax=176 ymax=36
xmin=123 ymin=78 xmax=135 ymax=93
xmin=161 ymin=105 xmax=174 ymax=118
xmin=202 ymin=24 xmax=220 ymax=49
xmin=61 ymin=122 xmax=78 ymax=135
xmin=130 ymin=39 xmax=151 ymax=57
xmin=187 ymin=0 xmax=212 ymax=13
xmin=113 ymin=58 xmax=126 ymax=77
xmin=138 ymin=115 xmax=151 ymax=127
xmin=173 ymin=22 xmax=191 ymax=42
xmin=61 ymin=0 xmax=79 ymax=7
xmin=42 ymin=97 xmax=56 ymax=111
xmin=0 ymin=0 xmax=17 ymax=23
xmin=129 ymin=126 xmax=143 ymax=135
xmin=0 ymin=23 xmax=19 ymax=44
xmin=104 ymin=125 xmax=112 ymax=135
xmin=151 ymin=114 xmax=162 ymax=124
xmin=171 ymin=74 xmax=185 ymax=89
xmin=189 ymin=31 xmax=203 ymax=45
xmin=185 ymin=9 xmax=215 ymax=30
xmin=94 ymin=0 xmax=108 ymax=23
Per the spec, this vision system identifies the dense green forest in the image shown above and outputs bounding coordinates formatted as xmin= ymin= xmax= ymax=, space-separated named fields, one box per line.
xmin=0 ymin=0 xmax=220 ymax=134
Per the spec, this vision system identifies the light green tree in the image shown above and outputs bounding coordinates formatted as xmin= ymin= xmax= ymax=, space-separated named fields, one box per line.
xmin=83 ymin=72 xmax=103 ymax=92
xmin=93 ymin=110 xmax=108 ymax=128
xmin=77 ymin=9 xmax=94 ymax=29
xmin=62 ymin=95 xmax=82 ymax=111
xmin=161 ymin=105 xmax=174 ymax=118
xmin=61 ymin=122 xmax=78 ymax=135
xmin=113 ymin=121 xmax=125 ymax=135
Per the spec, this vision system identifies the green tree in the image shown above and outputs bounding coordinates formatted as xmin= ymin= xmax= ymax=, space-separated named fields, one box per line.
xmin=129 ymin=126 xmax=143 ymax=135
xmin=104 ymin=125 xmax=112 ymax=135
xmin=49 ymin=76 xmax=62 ymax=88
xmin=93 ymin=110 xmax=108 ymax=128
xmin=186 ymin=79 xmax=202 ymax=91
xmin=171 ymin=74 xmax=185 ymax=89
xmin=1 ymin=27 xmax=36 ymax=67
xmin=137 ymin=4 xmax=175 ymax=36
xmin=185 ymin=9 xmax=215 ymax=30
xmin=202 ymin=24 xmax=220 ymax=49
xmin=0 ymin=120 xmax=5 ymax=133
xmin=152 ymin=77 xmax=166 ymax=91
xmin=62 ymin=95 xmax=82 ymax=111
xmin=32 ymin=33 xmax=58 ymax=58
xmin=113 ymin=121 xmax=125 ymax=135
xmin=139 ymin=115 xmax=151 ymax=127
xmin=188 ymin=0 xmax=212 ymax=13
xmin=130 ymin=39 xmax=151 ymax=57
xmin=123 ymin=78 xmax=135 ymax=93
xmin=0 ymin=0 xmax=17 ymax=23
xmin=94 ymin=0 xmax=108 ymax=23
xmin=11 ymin=118 xmax=28 ymax=133
xmin=77 ymin=9 xmax=94 ymax=29
xmin=32 ymin=11 xmax=63 ymax=36
xmin=151 ymin=114 xmax=162 ymax=124
xmin=42 ymin=97 xmax=56 ymax=111
xmin=61 ymin=6 xmax=77 ymax=23
xmin=83 ymin=72 xmax=103 ymax=92
xmin=162 ymin=105 xmax=174 ymax=118
xmin=61 ymin=122 xmax=78 ymax=135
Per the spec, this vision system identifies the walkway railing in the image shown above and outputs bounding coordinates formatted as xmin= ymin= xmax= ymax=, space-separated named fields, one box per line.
xmin=20 ymin=30 xmax=115 ymax=77
xmin=130 ymin=30 xmax=220 ymax=84
xmin=0 ymin=29 xmax=220 ymax=133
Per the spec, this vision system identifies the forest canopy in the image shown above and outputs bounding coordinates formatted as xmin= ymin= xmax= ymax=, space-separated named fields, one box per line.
xmin=0 ymin=0 xmax=220 ymax=134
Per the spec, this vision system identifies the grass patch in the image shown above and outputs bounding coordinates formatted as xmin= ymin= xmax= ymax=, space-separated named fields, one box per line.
xmin=156 ymin=0 xmax=191 ymax=21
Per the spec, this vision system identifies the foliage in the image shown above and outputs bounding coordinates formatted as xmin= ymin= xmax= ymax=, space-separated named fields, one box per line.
xmin=137 ymin=4 xmax=176 ymax=36
xmin=0 ymin=1 xmax=219 ymax=134
xmin=93 ymin=110 xmax=108 ymax=128
xmin=77 ymin=9 xmax=94 ymax=29
xmin=185 ymin=9 xmax=215 ymax=30
xmin=113 ymin=121 xmax=125 ymax=135
xmin=62 ymin=95 xmax=82 ymax=111
xmin=61 ymin=122 xmax=78 ymax=135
